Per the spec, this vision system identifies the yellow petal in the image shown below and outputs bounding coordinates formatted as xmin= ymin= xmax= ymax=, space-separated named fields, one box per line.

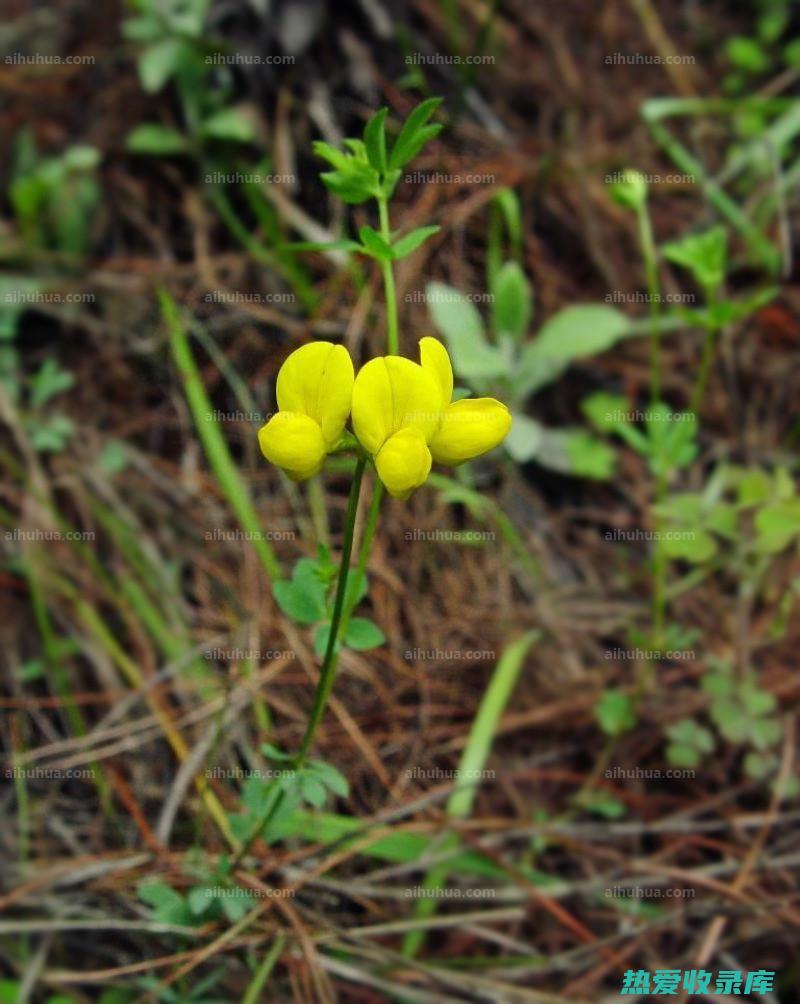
xmin=375 ymin=427 xmax=432 ymax=500
xmin=258 ymin=411 xmax=326 ymax=480
xmin=352 ymin=356 xmax=439 ymax=455
xmin=276 ymin=341 xmax=354 ymax=447
xmin=419 ymin=336 xmax=453 ymax=412
xmin=351 ymin=357 xmax=394 ymax=455
xmin=429 ymin=398 xmax=512 ymax=466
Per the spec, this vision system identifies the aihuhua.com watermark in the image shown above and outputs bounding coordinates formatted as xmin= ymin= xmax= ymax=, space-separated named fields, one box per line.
xmin=405 ymin=53 xmax=495 ymax=66
xmin=405 ymin=290 xmax=494 ymax=304
xmin=605 ymin=171 xmax=695 ymax=185
xmin=404 ymin=528 xmax=495 ymax=543
xmin=203 ymin=171 xmax=295 ymax=186
xmin=605 ymin=766 xmax=696 ymax=780
xmin=405 ymin=766 xmax=495 ymax=780
xmin=5 ymin=52 xmax=96 ymax=65
xmin=204 ymin=528 xmax=295 ymax=541
xmin=604 ymin=528 xmax=695 ymax=542
xmin=204 ymin=53 xmax=295 ymax=65
xmin=3 ymin=290 xmax=95 ymax=304
xmin=605 ymin=885 xmax=696 ymax=898
xmin=5 ymin=766 xmax=95 ymax=781
xmin=4 ymin=529 xmax=95 ymax=542
xmin=604 ymin=52 xmax=696 ymax=65
xmin=405 ymin=648 xmax=495 ymax=661
xmin=605 ymin=291 xmax=696 ymax=304
xmin=203 ymin=290 xmax=296 ymax=304
xmin=204 ymin=885 xmax=295 ymax=898
xmin=204 ymin=766 xmax=296 ymax=780
xmin=404 ymin=886 xmax=497 ymax=898
xmin=404 ymin=170 xmax=496 ymax=186
xmin=204 ymin=409 xmax=272 ymax=423
xmin=604 ymin=647 xmax=696 ymax=661
xmin=602 ymin=408 xmax=695 ymax=424
xmin=204 ymin=647 xmax=295 ymax=662
xmin=405 ymin=408 xmax=498 ymax=426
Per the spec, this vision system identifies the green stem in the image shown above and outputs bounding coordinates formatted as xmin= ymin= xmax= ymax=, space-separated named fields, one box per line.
xmin=241 ymin=935 xmax=287 ymax=1004
xmin=636 ymin=202 xmax=661 ymax=403
xmin=293 ymin=456 xmax=367 ymax=767
xmin=351 ymin=480 xmax=383 ymax=602
xmin=377 ymin=196 xmax=399 ymax=354
xmin=689 ymin=286 xmax=720 ymax=416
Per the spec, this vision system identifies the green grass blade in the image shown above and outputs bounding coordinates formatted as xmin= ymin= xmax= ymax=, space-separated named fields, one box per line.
xmin=160 ymin=288 xmax=281 ymax=582
xmin=403 ymin=631 xmax=539 ymax=957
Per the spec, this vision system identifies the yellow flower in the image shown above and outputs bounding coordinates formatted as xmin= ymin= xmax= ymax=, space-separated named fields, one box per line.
xmin=352 ymin=337 xmax=511 ymax=499
xmin=258 ymin=341 xmax=354 ymax=480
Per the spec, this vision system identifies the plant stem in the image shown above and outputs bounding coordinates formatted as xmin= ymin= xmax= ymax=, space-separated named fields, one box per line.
xmin=377 ymin=195 xmax=399 ymax=354
xmin=689 ymin=286 xmax=719 ymax=416
xmin=650 ymin=469 xmax=669 ymax=654
xmin=241 ymin=935 xmax=287 ymax=1004
xmin=637 ymin=202 xmax=661 ymax=403
xmin=293 ymin=456 xmax=367 ymax=767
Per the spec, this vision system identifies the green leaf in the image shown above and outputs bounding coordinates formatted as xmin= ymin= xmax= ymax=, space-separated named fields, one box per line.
xmin=127 ymin=124 xmax=188 ymax=155
xmin=313 ymin=624 xmax=333 ymax=659
xmin=363 ymin=107 xmax=388 ymax=173
xmin=29 ymin=415 xmax=74 ymax=453
xmin=345 ymin=617 xmax=385 ymax=650
xmin=300 ymin=775 xmax=327 ymax=808
xmin=504 ymin=413 xmax=543 ymax=463
xmin=666 ymin=743 xmax=701 ymax=768
xmin=581 ymin=392 xmax=631 ymax=434
xmin=201 ymin=108 xmax=255 ymax=143
xmin=744 ymin=750 xmax=776 ymax=781
xmin=138 ymin=39 xmax=184 ymax=93
xmin=138 ymin=882 xmax=192 ymax=925
xmin=734 ymin=465 xmax=766 ymax=506
xmin=425 ymin=282 xmax=506 ymax=379
xmin=701 ymin=670 xmax=733 ymax=699
xmin=220 ymin=891 xmax=253 ymax=922
xmin=261 ymin=742 xmax=295 ymax=763
xmin=574 ymin=790 xmax=626 ymax=819
xmin=515 ymin=305 xmax=632 ymax=398
xmin=0 ymin=984 xmax=22 ymax=1004
xmin=662 ymin=226 xmax=727 ymax=292
xmin=187 ymin=886 xmax=214 ymax=916
xmin=711 ymin=699 xmax=751 ymax=743
xmin=122 ymin=14 xmax=162 ymax=42
xmin=660 ymin=528 xmax=716 ymax=563
xmin=491 ymin=261 xmax=532 ymax=341
xmin=344 ymin=569 xmax=368 ymax=611
xmin=754 ymin=500 xmax=800 ymax=554
xmin=312 ymin=141 xmax=350 ymax=171
xmin=726 ymin=36 xmax=769 ymax=74
xmin=750 ymin=716 xmax=781 ymax=750
xmin=318 ymin=150 xmax=379 ymax=203
xmin=595 ymin=690 xmax=637 ymax=736
xmin=273 ymin=558 xmax=327 ymax=624
xmin=99 ymin=440 xmax=129 ymax=474
xmin=308 ymin=759 xmax=349 ymax=798
xmin=388 ymin=97 xmax=443 ymax=171
xmin=29 ymin=358 xmax=74 ymax=408
xmin=62 ymin=145 xmax=101 ymax=171
xmin=644 ymin=405 xmax=698 ymax=478
xmin=666 ymin=718 xmax=714 ymax=757
xmin=564 ymin=430 xmax=616 ymax=479
xmin=392 ymin=225 xmax=440 ymax=259
xmin=358 ymin=225 xmax=394 ymax=261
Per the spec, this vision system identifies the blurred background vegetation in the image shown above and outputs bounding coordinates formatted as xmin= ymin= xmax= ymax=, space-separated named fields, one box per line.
xmin=1 ymin=0 xmax=799 ymax=1001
